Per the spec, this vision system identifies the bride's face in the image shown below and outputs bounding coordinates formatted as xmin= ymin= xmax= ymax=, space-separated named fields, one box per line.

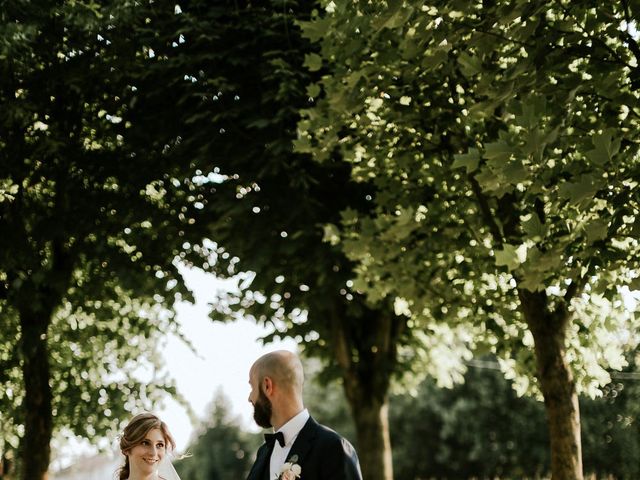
xmin=127 ymin=428 xmax=166 ymax=476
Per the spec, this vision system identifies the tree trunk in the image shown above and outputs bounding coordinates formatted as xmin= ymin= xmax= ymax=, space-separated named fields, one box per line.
xmin=0 ymin=451 xmax=15 ymax=480
xmin=330 ymin=307 xmax=400 ymax=480
xmin=19 ymin=309 xmax=52 ymax=480
xmin=519 ymin=290 xmax=583 ymax=480
xmin=346 ymin=393 xmax=393 ymax=480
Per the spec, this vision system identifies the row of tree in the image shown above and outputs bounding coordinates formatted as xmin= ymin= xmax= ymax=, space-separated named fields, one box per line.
xmin=1 ymin=1 xmax=639 ymax=480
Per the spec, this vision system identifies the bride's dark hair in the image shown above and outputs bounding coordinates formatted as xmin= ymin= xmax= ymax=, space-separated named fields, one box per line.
xmin=117 ymin=412 xmax=176 ymax=480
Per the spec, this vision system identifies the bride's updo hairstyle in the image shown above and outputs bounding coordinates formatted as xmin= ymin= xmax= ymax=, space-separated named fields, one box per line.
xmin=117 ymin=412 xmax=176 ymax=480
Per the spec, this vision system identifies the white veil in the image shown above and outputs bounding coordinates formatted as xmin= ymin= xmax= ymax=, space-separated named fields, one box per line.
xmin=158 ymin=453 xmax=182 ymax=480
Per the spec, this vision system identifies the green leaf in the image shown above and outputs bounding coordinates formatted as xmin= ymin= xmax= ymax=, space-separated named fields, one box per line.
xmin=585 ymin=128 xmax=621 ymax=167
xmin=534 ymin=250 xmax=563 ymax=272
xmin=483 ymin=141 xmax=514 ymax=162
xmin=502 ymin=160 xmax=528 ymax=184
xmin=322 ymin=224 xmax=341 ymax=245
xmin=458 ymin=52 xmax=483 ymax=77
xmin=306 ymin=83 xmax=321 ymax=98
xmin=422 ymin=48 xmax=450 ymax=69
xmin=518 ymin=270 xmax=547 ymax=292
xmin=584 ymin=218 xmax=609 ymax=244
xmin=374 ymin=2 xmax=414 ymax=30
xmin=475 ymin=167 xmax=503 ymax=193
xmin=452 ymin=148 xmax=480 ymax=173
xmin=519 ymin=96 xmax=547 ymax=130
xmin=400 ymin=37 xmax=421 ymax=60
xmin=494 ymin=243 xmax=527 ymax=271
xmin=345 ymin=70 xmax=364 ymax=89
xmin=521 ymin=213 xmax=545 ymax=241
xmin=557 ymin=174 xmax=605 ymax=205
xmin=292 ymin=137 xmax=312 ymax=154
xmin=303 ymin=53 xmax=323 ymax=72
xmin=297 ymin=17 xmax=333 ymax=43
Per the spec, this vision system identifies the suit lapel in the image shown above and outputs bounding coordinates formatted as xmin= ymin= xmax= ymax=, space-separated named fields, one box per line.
xmin=247 ymin=443 xmax=272 ymax=480
xmin=285 ymin=417 xmax=318 ymax=467
xmin=251 ymin=417 xmax=320 ymax=480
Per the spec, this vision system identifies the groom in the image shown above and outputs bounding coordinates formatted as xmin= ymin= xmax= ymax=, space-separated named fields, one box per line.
xmin=246 ymin=350 xmax=362 ymax=480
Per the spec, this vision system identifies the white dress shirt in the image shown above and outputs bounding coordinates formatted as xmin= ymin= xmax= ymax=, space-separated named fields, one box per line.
xmin=269 ymin=408 xmax=310 ymax=480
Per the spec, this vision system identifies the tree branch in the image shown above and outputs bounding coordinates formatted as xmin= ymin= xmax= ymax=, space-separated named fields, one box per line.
xmin=558 ymin=4 xmax=632 ymax=68
xmin=563 ymin=274 xmax=587 ymax=304
xmin=468 ymin=174 xmax=504 ymax=247
xmin=608 ymin=0 xmax=640 ymax=65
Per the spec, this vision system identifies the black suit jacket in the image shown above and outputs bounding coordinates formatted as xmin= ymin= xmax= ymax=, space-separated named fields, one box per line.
xmin=246 ymin=417 xmax=362 ymax=480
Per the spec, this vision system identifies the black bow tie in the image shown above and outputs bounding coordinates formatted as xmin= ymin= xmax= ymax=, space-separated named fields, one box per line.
xmin=264 ymin=431 xmax=285 ymax=448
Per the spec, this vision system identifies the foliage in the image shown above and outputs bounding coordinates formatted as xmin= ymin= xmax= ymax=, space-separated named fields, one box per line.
xmin=297 ymin=353 xmax=640 ymax=479
xmin=297 ymin=0 xmax=640 ymax=396
xmin=174 ymin=390 xmax=260 ymax=480
xmin=391 ymin=360 xmax=549 ymax=479
xmin=391 ymin=361 xmax=640 ymax=480
xmin=297 ymin=3 xmax=640 ymax=475
xmin=135 ymin=2 xmax=417 ymax=478
xmin=158 ymin=0 xmax=392 ymax=372
xmin=0 ymin=0 xmax=212 ymax=476
xmin=0 ymin=301 xmax=180 ymax=447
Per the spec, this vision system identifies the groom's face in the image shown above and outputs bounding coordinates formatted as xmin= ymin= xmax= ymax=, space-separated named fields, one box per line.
xmin=249 ymin=367 xmax=273 ymax=428
xmin=252 ymin=385 xmax=273 ymax=429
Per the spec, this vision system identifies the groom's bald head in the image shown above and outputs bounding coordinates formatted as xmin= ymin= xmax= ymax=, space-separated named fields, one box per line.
xmin=252 ymin=350 xmax=304 ymax=395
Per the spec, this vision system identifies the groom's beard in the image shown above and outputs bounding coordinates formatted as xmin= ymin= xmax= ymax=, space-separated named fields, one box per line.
xmin=253 ymin=387 xmax=273 ymax=429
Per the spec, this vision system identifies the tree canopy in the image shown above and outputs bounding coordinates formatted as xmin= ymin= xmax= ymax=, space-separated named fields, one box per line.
xmin=0 ymin=1 xmax=213 ymax=478
xmin=297 ymin=1 xmax=640 ymax=477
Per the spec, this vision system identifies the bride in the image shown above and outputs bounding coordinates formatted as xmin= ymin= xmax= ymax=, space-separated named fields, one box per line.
xmin=117 ymin=412 xmax=182 ymax=480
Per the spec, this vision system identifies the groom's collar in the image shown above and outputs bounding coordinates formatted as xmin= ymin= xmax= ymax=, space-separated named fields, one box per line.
xmin=276 ymin=408 xmax=309 ymax=447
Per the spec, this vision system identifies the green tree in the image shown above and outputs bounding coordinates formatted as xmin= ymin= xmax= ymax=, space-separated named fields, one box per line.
xmin=0 ymin=2 xmax=212 ymax=478
xmin=298 ymin=2 xmax=640 ymax=479
xmin=133 ymin=2 xmax=430 ymax=479
xmin=290 ymin=352 xmax=640 ymax=479
xmin=390 ymin=358 xmax=640 ymax=480
xmin=391 ymin=361 xmax=550 ymax=479
xmin=174 ymin=390 xmax=259 ymax=480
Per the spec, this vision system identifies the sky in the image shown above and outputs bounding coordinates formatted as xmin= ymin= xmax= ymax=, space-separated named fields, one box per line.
xmin=157 ymin=266 xmax=297 ymax=452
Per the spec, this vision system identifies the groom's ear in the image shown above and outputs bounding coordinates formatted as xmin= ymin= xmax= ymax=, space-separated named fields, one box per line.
xmin=262 ymin=376 xmax=274 ymax=396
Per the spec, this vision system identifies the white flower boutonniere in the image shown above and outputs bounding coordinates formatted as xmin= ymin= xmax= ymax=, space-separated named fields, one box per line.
xmin=277 ymin=455 xmax=301 ymax=480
